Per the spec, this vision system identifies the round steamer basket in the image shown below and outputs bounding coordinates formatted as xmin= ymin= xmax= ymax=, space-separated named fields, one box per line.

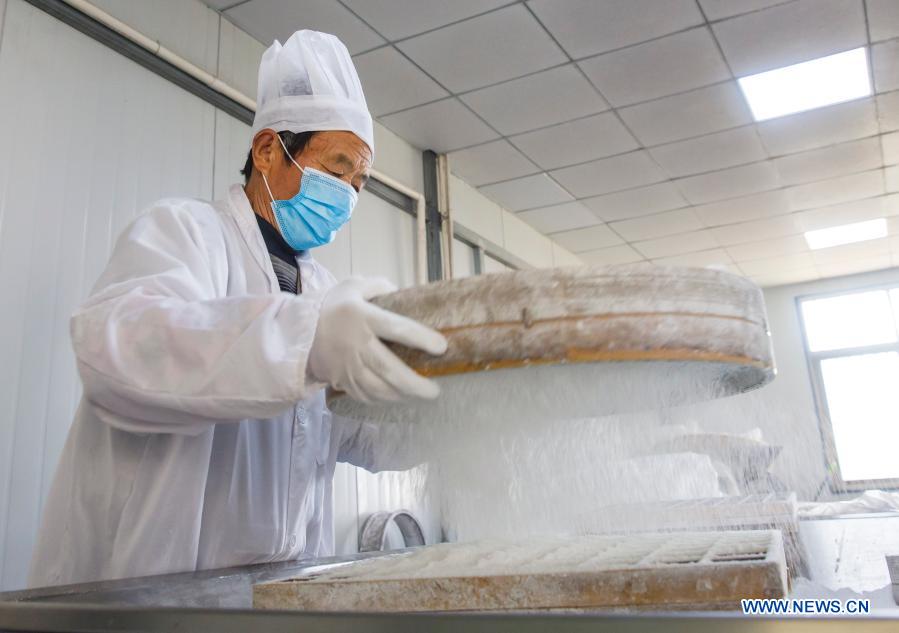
xmin=327 ymin=264 xmax=775 ymax=423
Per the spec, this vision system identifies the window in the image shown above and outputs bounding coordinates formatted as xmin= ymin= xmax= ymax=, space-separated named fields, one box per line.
xmin=800 ymin=287 xmax=899 ymax=489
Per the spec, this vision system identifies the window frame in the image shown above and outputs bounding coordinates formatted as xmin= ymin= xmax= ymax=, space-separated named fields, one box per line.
xmin=797 ymin=282 xmax=899 ymax=492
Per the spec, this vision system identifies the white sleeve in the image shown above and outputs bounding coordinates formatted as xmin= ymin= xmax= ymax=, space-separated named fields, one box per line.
xmin=72 ymin=201 xmax=324 ymax=435
xmin=333 ymin=413 xmax=422 ymax=473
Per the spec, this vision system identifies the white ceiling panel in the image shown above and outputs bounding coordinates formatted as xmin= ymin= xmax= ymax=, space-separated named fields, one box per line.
xmin=727 ymin=234 xmax=811 ymax=261
xmin=795 ymin=195 xmax=894 ymax=231
xmin=478 ymin=173 xmax=573 ymax=212
xmin=380 ymin=98 xmax=498 ymax=153
xmin=677 ymin=161 xmax=781 ymax=205
xmin=340 ymin=0 xmax=511 ymax=41
xmin=397 ymin=5 xmax=565 ymax=93
xmin=460 ymin=65 xmax=608 ymax=136
xmin=774 ymin=137 xmax=883 ymax=185
xmin=579 ymin=244 xmax=645 ymax=265
xmin=812 ymin=238 xmax=890 ymax=265
xmin=550 ymin=151 xmax=667 ymax=199
xmin=888 ymin=165 xmax=899 ymax=191
xmin=738 ymin=252 xmax=816 ymax=276
xmin=619 ymin=82 xmax=753 ymax=146
xmin=652 ymin=248 xmax=733 ymax=268
xmin=787 ymin=169 xmax=885 ymax=211
xmin=757 ymin=98 xmax=878 ymax=156
xmin=877 ymin=91 xmax=899 ymax=131
xmin=549 ymin=224 xmax=624 ymax=252
xmin=609 ymin=208 xmax=704 ymax=241
xmin=225 ymin=0 xmax=385 ymax=54
xmin=578 ymin=28 xmax=730 ymax=108
xmin=204 ymin=0 xmax=242 ymax=9
xmin=516 ymin=201 xmax=602 ymax=234
xmin=633 ymin=229 xmax=719 ymax=259
xmin=883 ymin=132 xmax=899 ymax=164
xmin=509 ymin=112 xmax=638 ymax=170
xmin=711 ymin=0 xmax=867 ymax=77
xmin=817 ymin=254 xmax=892 ymax=278
xmin=711 ymin=215 xmax=804 ymax=245
xmin=867 ymin=0 xmax=899 ymax=42
xmin=648 ymin=126 xmax=768 ymax=179
xmin=698 ymin=0 xmax=789 ymax=21
xmin=526 ymin=0 xmax=703 ymax=59
xmin=448 ymin=140 xmax=538 ymax=187
xmin=353 ymin=46 xmax=448 ymax=116
xmin=749 ymin=267 xmax=820 ymax=287
xmin=694 ymin=189 xmax=791 ymax=227
xmin=582 ymin=182 xmax=687 ymax=222
xmin=873 ymin=40 xmax=899 ymax=93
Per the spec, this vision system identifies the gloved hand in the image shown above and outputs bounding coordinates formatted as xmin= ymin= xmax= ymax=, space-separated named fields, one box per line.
xmin=308 ymin=277 xmax=448 ymax=403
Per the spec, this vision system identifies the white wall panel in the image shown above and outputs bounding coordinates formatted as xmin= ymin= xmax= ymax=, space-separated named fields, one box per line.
xmin=213 ymin=110 xmax=252 ymax=200
xmin=0 ymin=0 xmax=215 ymax=590
xmin=89 ymin=0 xmax=220 ymax=76
xmin=349 ymin=191 xmax=418 ymax=289
xmin=217 ymin=17 xmax=265 ymax=101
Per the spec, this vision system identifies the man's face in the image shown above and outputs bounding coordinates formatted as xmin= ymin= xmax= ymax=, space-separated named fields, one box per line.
xmin=260 ymin=130 xmax=372 ymax=200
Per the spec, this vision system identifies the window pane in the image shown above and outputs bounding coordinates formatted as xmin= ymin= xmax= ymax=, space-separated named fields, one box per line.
xmin=801 ymin=290 xmax=896 ymax=352
xmin=452 ymin=239 xmax=477 ymax=279
xmin=820 ymin=352 xmax=899 ymax=481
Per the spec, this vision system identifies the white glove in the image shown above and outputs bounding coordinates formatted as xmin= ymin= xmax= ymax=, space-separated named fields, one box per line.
xmin=308 ymin=277 xmax=448 ymax=403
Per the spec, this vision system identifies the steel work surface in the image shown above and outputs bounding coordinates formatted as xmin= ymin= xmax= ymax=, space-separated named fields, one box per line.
xmin=0 ymin=603 xmax=898 ymax=633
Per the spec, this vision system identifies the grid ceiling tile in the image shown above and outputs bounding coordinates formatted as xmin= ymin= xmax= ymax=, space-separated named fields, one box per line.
xmin=527 ymin=0 xmax=704 ymax=60
xmin=710 ymin=215 xmax=804 ymax=245
xmin=619 ymin=82 xmax=753 ymax=146
xmin=632 ymin=229 xmax=719 ymax=259
xmin=548 ymin=224 xmax=624 ymax=252
xmin=749 ymin=267 xmax=819 ymax=287
xmin=448 ymin=140 xmax=538 ymax=187
xmin=693 ymin=189 xmax=791 ymax=227
xmin=866 ymin=0 xmax=899 ymax=42
xmin=582 ymin=182 xmax=687 ymax=222
xmin=882 ymin=92 xmax=899 ymax=131
xmin=774 ymin=137 xmax=883 ymax=185
xmin=578 ymin=27 xmax=730 ymax=108
xmin=353 ymin=46 xmax=448 ymax=116
xmin=609 ymin=208 xmax=703 ymax=241
xmin=379 ymin=98 xmax=499 ymax=153
xmin=812 ymin=238 xmax=890 ymax=265
xmin=396 ymin=4 xmax=566 ymax=93
xmin=478 ymin=173 xmax=573 ymax=212
xmin=726 ymin=235 xmax=811 ymax=262
xmin=549 ymin=151 xmax=667 ymax=198
xmin=651 ymin=249 xmax=733 ymax=268
xmin=698 ymin=0 xmax=788 ymax=21
xmin=648 ymin=126 xmax=768 ymax=179
xmin=340 ymin=0 xmax=511 ymax=41
xmin=756 ymin=98 xmax=878 ymax=156
xmin=888 ymin=165 xmax=899 ymax=191
xmin=711 ymin=0 xmax=867 ymax=77
xmin=883 ymin=131 xmax=899 ymax=165
xmin=509 ymin=112 xmax=638 ymax=170
xmin=817 ymin=254 xmax=892 ymax=278
xmin=677 ymin=160 xmax=781 ymax=205
xmin=225 ymin=0 xmax=384 ymax=54
xmin=786 ymin=169 xmax=885 ymax=211
xmin=739 ymin=253 xmax=816 ymax=276
xmin=578 ymin=244 xmax=645 ymax=265
xmin=517 ymin=202 xmax=602 ymax=234
xmin=872 ymin=40 xmax=899 ymax=94
xmin=795 ymin=195 xmax=895 ymax=231
xmin=460 ymin=65 xmax=608 ymax=136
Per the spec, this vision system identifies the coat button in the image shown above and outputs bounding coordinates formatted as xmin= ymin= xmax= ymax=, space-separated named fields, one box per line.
xmin=288 ymin=534 xmax=298 ymax=549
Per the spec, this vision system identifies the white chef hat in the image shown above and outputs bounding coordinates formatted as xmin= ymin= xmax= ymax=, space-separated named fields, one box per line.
xmin=252 ymin=30 xmax=374 ymax=156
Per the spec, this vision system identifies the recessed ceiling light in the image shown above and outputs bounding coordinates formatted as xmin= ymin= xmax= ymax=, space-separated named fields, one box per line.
xmin=738 ymin=47 xmax=871 ymax=122
xmin=804 ymin=218 xmax=887 ymax=250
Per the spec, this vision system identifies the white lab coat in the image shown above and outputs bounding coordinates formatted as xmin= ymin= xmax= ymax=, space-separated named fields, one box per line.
xmin=28 ymin=185 xmax=409 ymax=588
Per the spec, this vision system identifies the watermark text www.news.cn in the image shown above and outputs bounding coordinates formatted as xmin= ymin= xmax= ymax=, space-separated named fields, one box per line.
xmin=741 ymin=598 xmax=871 ymax=615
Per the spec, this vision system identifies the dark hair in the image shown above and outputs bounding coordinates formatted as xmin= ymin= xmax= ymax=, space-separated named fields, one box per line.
xmin=241 ymin=130 xmax=315 ymax=184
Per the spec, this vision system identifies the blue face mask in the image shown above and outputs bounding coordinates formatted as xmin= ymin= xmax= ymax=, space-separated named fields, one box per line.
xmin=261 ymin=136 xmax=358 ymax=251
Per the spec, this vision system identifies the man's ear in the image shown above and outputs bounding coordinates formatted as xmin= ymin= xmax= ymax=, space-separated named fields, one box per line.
xmin=251 ymin=129 xmax=279 ymax=176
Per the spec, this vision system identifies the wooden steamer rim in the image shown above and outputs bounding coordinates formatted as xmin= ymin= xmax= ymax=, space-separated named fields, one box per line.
xmin=328 ymin=264 xmax=775 ymax=415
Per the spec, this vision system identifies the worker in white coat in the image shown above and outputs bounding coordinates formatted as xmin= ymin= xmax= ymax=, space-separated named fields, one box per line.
xmin=28 ymin=30 xmax=446 ymax=587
